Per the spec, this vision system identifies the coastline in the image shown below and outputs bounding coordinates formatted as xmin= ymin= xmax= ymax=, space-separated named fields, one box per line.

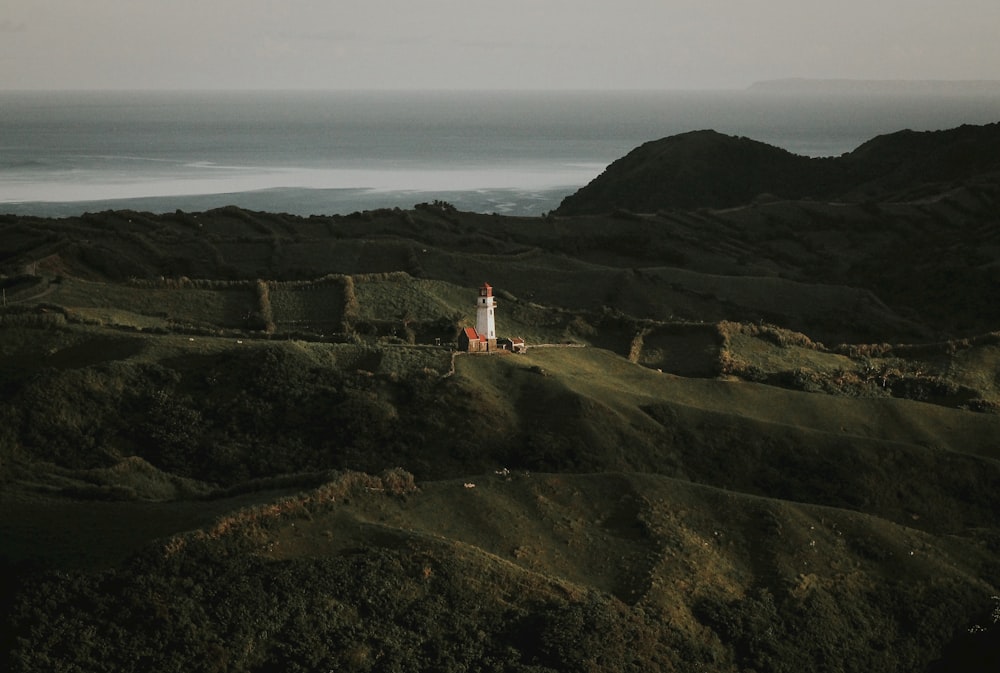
xmin=0 ymin=185 xmax=577 ymax=218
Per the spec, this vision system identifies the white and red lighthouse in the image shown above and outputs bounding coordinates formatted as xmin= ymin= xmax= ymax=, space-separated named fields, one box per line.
xmin=476 ymin=282 xmax=497 ymax=348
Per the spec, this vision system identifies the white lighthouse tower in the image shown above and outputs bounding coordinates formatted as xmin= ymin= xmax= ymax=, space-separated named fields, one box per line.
xmin=476 ymin=282 xmax=497 ymax=349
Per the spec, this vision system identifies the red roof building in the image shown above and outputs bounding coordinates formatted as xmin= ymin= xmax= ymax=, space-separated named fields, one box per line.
xmin=458 ymin=326 xmax=487 ymax=352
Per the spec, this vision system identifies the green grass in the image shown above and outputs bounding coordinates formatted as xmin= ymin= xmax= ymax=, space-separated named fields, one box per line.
xmin=497 ymin=346 xmax=1000 ymax=463
xmin=4 ymin=326 xmax=1000 ymax=672
xmin=67 ymin=307 xmax=171 ymax=330
xmin=0 ymin=478 xmax=312 ymax=570
xmin=937 ymin=340 xmax=1000 ymax=405
xmin=726 ymin=331 xmax=852 ymax=373
xmin=351 ymin=274 xmax=463 ymax=322
xmin=376 ymin=345 xmax=453 ymax=377
xmin=268 ymin=278 xmax=347 ymax=333
xmin=46 ymin=277 xmax=256 ymax=329
xmin=7 ymin=468 xmax=992 ymax=672
xmin=718 ymin=322 xmax=1000 ymax=410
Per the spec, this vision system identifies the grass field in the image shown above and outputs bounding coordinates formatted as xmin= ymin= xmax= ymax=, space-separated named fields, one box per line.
xmin=4 ymin=189 xmax=1000 ymax=671
xmin=44 ymin=277 xmax=257 ymax=329
xmin=268 ymin=277 xmax=347 ymax=333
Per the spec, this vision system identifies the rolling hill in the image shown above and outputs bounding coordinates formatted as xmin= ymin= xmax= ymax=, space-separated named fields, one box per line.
xmin=554 ymin=121 xmax=1000 ymax=214
xmin=2 ymin=123 xmax=1000 ymax=672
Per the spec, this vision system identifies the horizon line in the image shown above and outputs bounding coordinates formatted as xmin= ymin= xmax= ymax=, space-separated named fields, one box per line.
xmin=4 ymin=78 xmax=1000 ymax=94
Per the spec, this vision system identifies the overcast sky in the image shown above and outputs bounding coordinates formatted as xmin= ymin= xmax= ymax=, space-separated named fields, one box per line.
xmin=2 ymin=1 xmax=998 ymax=90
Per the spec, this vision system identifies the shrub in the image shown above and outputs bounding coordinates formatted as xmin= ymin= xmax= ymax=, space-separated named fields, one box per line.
xmin=254 ymin=279 xmax=275 ymax=333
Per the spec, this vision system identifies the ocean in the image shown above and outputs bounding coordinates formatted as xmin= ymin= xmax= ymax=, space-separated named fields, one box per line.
xmin=2 ymin=89 xmax=999 ymax=217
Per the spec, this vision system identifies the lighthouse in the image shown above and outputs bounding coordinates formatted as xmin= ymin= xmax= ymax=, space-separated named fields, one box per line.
xmin=476 ymin=282 xmax=497 ymax=349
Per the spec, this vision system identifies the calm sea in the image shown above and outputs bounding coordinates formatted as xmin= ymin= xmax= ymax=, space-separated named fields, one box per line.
xmin=2 ymin=89 xmax=999 ymax=217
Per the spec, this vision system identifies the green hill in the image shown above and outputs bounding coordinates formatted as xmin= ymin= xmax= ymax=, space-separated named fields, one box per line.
xmin=554 ymin=121 xmax=1000 ymax=215
xmin=4 ymin=125 xmax=1000 ymax=671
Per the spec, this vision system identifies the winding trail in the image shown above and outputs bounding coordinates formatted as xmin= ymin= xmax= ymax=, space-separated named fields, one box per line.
xmin=442 ymin=343 xmax=586 ymax=378
xmin=3 ymin=278 xmax=56 ymax=306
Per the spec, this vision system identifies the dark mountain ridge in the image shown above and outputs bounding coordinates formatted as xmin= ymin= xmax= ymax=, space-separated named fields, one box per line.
xmin=555 ymin=121 xmax=1000 ymax=214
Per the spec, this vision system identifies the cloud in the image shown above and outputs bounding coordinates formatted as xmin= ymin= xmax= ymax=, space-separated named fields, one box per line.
xmin=278 ymin=27 xmax=563 ymax=54
xmin=4 ymin=1 xmax=1000 ymax=90
xmin=0 ymin=19 xmax=27 ymax=33
xmin=449 ymin=35 xmax=572 ymax=52
xmin=289 ymin=29 xmax=365 ymax=44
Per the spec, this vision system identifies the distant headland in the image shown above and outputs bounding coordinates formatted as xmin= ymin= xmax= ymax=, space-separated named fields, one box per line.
xmin=747 ymin=78 xmax=1000 ymax=95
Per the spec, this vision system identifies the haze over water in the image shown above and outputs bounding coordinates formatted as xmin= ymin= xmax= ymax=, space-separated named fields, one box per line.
xmin=3 ymin=89 xmax=999 ymax=217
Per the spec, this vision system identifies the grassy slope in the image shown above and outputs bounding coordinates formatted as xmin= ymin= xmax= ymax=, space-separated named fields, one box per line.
xmin=9 ymin=468 xmax=992 ymax=672
xmin=497 ymin=347 xmax=1000 ymax=462
xmin=264 ymin=470 xmax=998 ymax=654
xmin=12 ymin=194 xmax=1000 ymax=341
xmin=5 ymin=198 xmax=1000 ymax=670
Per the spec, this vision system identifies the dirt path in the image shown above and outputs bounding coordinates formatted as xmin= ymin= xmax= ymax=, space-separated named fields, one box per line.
xmin=3 ymin=277 xmax=56 ymax=306
xmin=442 ymin=343 xmax=586 ymax=378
